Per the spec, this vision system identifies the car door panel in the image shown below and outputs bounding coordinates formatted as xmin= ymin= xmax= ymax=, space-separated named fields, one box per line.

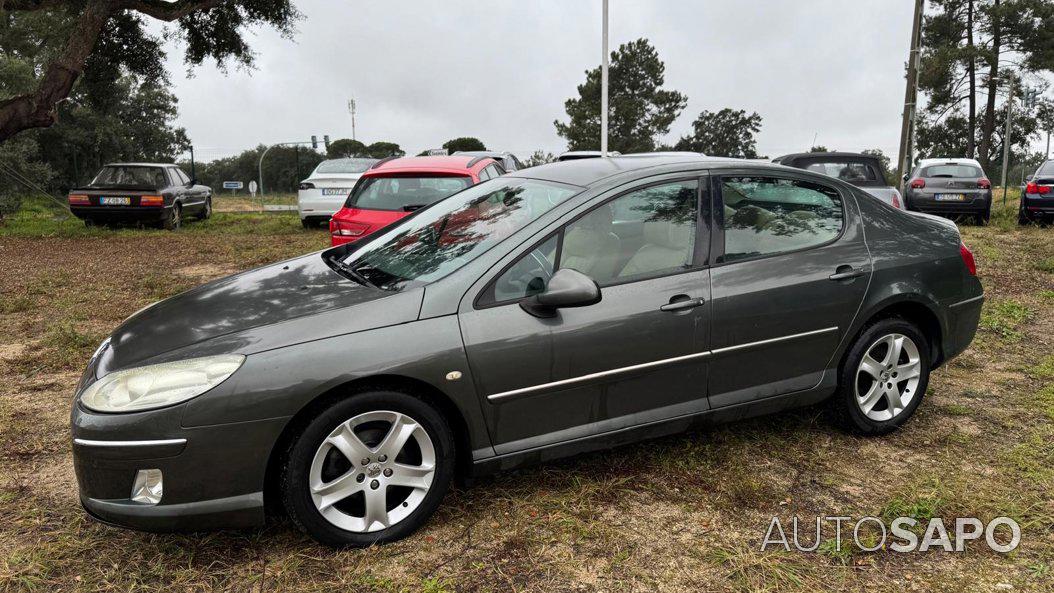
xmin=707 ymin=174 xmax=870 ymax=408
xmin=459 ymin=175 xmax=713 ymax=453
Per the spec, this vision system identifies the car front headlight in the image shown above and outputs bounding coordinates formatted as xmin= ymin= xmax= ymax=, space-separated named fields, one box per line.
xmin=80 ymin=354 xmax=245 ymax=413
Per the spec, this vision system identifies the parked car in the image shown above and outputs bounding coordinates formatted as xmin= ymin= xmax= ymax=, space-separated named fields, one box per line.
xmin=1020 ymin=159 xmax=1054 ymax=225
xmin=453 ymin=151 xmax=524 ymax=171
xmin=71 ymin=156 xmax=982 ymax=547
xmin=773 ymin=152 xmax=904 ymax=210
xmin=556 ymin=150 xmax=621 ymax=161
xmin=328 ymin=155 xmax=503 ymax=246
xmin=902 ymin=158 xmax=993 ymax=225
xmin=68 ymin=163 xmax=212 ymax=230
xmin=298 ymin=158 xmax=378 ymax=228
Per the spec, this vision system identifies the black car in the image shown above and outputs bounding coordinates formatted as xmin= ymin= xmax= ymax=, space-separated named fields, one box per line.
xmin=1021 ymin=159 xmax=1054 ymax=225
xmin=902 ymin=158 xmax=992 ymax=224
xmin=70 ymin=155 xmax=983 ymax=547
xmin=68 ymin=163 xmax=213 ymax=230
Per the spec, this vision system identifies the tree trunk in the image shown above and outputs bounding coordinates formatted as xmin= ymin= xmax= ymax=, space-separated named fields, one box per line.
xmin=978 ymin=0 xmax=1001 ymax=171
xmin=967 ymin=0 xmax=976 ymax=159
xmin=0 ymin=0 xmax=112 ymax=142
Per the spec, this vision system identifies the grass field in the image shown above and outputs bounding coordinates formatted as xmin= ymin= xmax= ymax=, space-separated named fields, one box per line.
xmin=0 ymin=193 xmax=1051 ymax=592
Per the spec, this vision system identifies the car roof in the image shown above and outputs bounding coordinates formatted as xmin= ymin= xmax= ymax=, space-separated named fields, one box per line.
xmin=916 ymin=158 xmax=983 ymax=168
xmin=774 ymin=152 xmax=875 ymax=162
xmin=103 ymin=162 xmax=176 ymax=168
xmin=365 ymin=155 xmax=493 ymax=175
xmin=453 ymin=151 xmax=509 ymax=158
xmin=509 ymin=154 xmax=786 ymax=187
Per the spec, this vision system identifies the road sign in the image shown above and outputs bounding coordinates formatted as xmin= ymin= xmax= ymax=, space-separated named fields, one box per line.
xmin=248 ymin=180 xmax=258 ymax=197
xmin=222 ymin=181 xmax=243 ymax=190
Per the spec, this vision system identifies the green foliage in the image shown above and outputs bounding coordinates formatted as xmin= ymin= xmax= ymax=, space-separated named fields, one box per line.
xmin=524 ymin=150 xmax=555 ymax=167
xmin=0 ymin=135 xmax=52 ymax=220
xmin=674 ymin=108 xmax=762 ymax=158
xmin=326 ymin=138 xmax=367 ymax=158
xmin=809 ymin=146 xmax=830 ymax=153
xmin=554 ymin=38 xmax=687 ymax=153
xmin=363 ymin=142 xmax=405 ymax=159
xmin=189 ymin=145 xmax=325 ymax=193
xmin=442 ymin=137 xmax=486 ymax=153
xmin=979 ymin=299 xmax=1031 ymax=341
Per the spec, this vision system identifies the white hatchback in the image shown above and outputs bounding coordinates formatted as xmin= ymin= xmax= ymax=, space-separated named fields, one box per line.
xmin=298 ymin=158 xmax=378 ymax=227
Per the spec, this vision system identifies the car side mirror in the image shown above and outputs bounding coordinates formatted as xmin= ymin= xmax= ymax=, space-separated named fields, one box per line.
xmin=902 ymin=173 xmax=909 ymax=182
xmin=520 ymin=268 xmax=601 ymax=318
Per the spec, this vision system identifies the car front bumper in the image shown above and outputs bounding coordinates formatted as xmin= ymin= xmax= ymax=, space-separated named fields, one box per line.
xmin=71 ymin=400 xmax=289 ymax=532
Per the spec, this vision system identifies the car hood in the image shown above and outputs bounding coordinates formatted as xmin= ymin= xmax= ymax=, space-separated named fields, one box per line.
xmin=101 ymin=252 xmax=423 ymax=373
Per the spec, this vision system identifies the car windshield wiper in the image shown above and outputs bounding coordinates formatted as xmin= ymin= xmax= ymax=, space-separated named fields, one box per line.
xmin=402 ymin=204 xmax=427 ymax=212
xmin=325 ymin=254 xmax=376 ymax=288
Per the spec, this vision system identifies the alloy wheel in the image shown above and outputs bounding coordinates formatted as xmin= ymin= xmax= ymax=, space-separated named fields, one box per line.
xmin=854 ymin=333 xmax=922 ymax=422
xmin=308 ymin=410 xmax=436 ymax=533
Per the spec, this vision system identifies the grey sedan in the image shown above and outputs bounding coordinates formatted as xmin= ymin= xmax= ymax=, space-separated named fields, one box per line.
xmin=71 ymin=156 xmax=983 ymax=547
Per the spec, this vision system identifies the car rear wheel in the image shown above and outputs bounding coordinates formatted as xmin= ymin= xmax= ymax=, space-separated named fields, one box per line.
xmin=162 ymin=204 xmax=182 ymax=230
xmin=280 ymin=390 xmax=455 ymax=547
xmin=300 ymin=218 xmax=317 ymax=229
xmin=975 ymin=208 xmax=990 ymax=226
xmin=834 ymin=318 xmax=930 ymax=435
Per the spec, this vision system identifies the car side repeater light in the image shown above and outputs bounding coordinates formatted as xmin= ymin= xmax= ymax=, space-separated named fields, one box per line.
xmin=959 ymin=242 xmax=977 ymax=276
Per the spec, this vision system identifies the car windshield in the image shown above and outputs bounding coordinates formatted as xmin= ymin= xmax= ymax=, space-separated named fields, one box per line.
xmin=336 ymin=178 xmax=579 ymax=290
xmin=90 ymin=166 xmax=167 ymax=188
xmin=803 ymin=161 xmax=877 ymax=183
xmin=921 ymin=164 xmax=983 ymax=178
xmin=346 ymin=175 xmax=473 ymax=212
xmin=1036 ymin=161 xmax=1054 ymax=177
xmin=314 ymin=158 xmax=377 ymax=174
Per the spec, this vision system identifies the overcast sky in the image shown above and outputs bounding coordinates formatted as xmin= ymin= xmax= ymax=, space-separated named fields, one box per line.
xmin=154 ymin=0 xmax=920 ymax=162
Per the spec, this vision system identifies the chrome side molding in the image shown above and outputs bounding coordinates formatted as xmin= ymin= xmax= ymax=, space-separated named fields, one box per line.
xmin=73 ymin=438 xmax=188 ymax=448
xmin=486 ymin=326 xmax=839 ymax=403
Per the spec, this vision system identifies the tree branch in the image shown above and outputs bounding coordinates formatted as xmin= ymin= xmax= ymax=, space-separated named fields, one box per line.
xmin=115 ymin=0 xmax=226 ymax=21
xmin=0 ymin=0 xmax=112 ymax=142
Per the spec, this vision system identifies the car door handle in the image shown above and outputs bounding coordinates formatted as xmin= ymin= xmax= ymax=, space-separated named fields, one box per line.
xmin=660 ymin=296 xmax=706 ymax=312
xmin=828 ymin=266 xmax=869 ymax=281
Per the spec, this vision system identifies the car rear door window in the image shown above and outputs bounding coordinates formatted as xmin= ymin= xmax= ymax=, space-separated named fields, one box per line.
xmin=719 ymin=176 xmax=843 ymax=263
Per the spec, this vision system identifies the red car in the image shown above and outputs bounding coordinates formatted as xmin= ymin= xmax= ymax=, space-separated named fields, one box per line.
xmin=329 ymin=155 xmax=505 ymax=246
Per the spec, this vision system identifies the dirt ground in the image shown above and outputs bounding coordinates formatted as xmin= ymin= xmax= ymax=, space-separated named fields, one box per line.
xmin=0 ymin=198 xmax=1051 ymax=592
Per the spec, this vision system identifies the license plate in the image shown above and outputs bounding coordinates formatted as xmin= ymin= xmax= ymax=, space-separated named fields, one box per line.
xmin=935 ymin=193 xmax=965 ymax=201
xmin=321 ymin=188 xmax=350 ymax=196
xmin=99 ymin=197 xmax=130 ymax=206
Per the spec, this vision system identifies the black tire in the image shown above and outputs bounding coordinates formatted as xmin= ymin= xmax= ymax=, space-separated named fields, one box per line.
xmin=300 ymin=218 xmax=316 ymax=229
xmin=162 ymin=203 xmax=182 ymax=230
xmin=1018 ymin=210 xmax=1031 ymax=226
xmin=975 ymin=208 xmax=990 ymax=226
xmin=280 ymin=390 xmax=455 ymax=547
xmin=833 ymin=318 xmax=931 ymax=435
xmin=83 ymin=219 xmax=95 ymax=228
xmin=197 ymin=197 xmax=212 ymax=220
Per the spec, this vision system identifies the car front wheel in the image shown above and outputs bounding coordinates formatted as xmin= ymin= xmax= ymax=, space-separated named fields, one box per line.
xmin=280 ymin=390 xmax=455 ymax=547
xmin=834 ymin=318 xmax=930 ymax=435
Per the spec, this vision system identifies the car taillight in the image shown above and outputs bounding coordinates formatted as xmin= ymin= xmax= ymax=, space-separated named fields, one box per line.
xmin=68 ymin=194 xmax=89 ymax=205
xmin=1026 ymin=181 xmax=1052 ymax=195
xmin=909 ymin=178 xmax=925 ymax=189
xmin=891 ymin=192 xmax=902 ymax=209
xmin=977 ymin=178 xmax=991 ymax=189
xmin=959 ymin=242 xmax=976 ymax=276
xmin=140 ymin=195 xmax=164 ymax=207
xmin=299 ymin=182 xmax=315 ymax=190
xmin=330 ymin=219 xmax=369 ymax=237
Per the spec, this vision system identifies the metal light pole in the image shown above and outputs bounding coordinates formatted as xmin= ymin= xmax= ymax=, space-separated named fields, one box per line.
xmin=600 ymin=0 xmax=609 ymax=157
xmin=348 ymin=98 xmax=357 ymax=141
xmin=1000 ymin=71 xmax=1015 ymax=206
xmin=896 ymin=0 xmax=924 ymax=191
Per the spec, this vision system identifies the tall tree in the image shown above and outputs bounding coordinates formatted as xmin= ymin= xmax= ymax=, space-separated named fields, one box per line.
xmin=674 ymin=108 xmax=762 ymax=158
xmin=364 ymin=142 xmax=404 ymax=159
xmin=524 ymin=150 xmax=554 ymax=167
xmin=554 ymin=38 xmax=687 ymax=153
xmin=327 ymin=138 xmax=367 ymax=158
xmin=442 ymin=137 xmax=486 ymax=153
xmin=920 ymin=0 xmax=1054 ymax=169
xmin=0 ymin=0 xmax=300 ymax=143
